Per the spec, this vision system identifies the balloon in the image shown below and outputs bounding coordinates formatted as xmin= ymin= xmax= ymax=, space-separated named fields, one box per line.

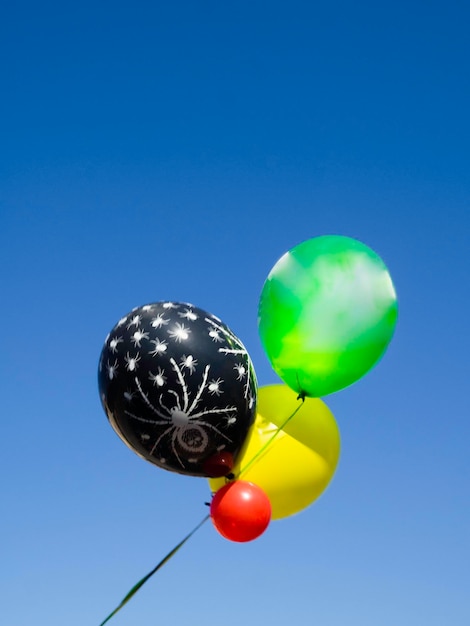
xmin=98 ymin=302 xmax=257 ymax=477
xmin=258 ymin=235 xmax=398 ymax=397
xmin=209 ymin=384 xmax=340 ymax=519
xmin=210 ymin=481 xmax=271 ymax=542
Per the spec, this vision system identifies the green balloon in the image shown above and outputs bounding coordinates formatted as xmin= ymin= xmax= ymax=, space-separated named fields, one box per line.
xmin=258 ymin=235 xmax=398 ymax=397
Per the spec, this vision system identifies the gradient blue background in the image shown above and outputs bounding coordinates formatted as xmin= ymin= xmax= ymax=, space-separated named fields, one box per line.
xmin=1 ymin=1 xmax=469 ymax=624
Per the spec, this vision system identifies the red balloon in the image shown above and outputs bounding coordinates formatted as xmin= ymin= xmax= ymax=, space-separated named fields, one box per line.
xmin=210 ymin=480 xmax=271 ymax=542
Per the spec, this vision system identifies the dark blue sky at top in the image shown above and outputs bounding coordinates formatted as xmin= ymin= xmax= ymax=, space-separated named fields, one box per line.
xmin=2 ymin=1 xmax=469 ymax=179
xmin=1 ymin=2 xmax=469 ymax=625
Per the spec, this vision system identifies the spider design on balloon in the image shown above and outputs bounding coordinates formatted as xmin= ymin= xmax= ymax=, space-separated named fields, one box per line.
xmin=234 ymin=363 xmax=246 ymax=380
xmin=205 ymin=317 xmax=255 ymax=400
xmin=124 ymin=352 xmax=141 ymax=372
xmin=167 ymin=322 xmax=191 ymax=342
xmin=99 ymin=301 xmax=258 ymax=476
xmin=178 ymin=307 xmax=198 ymax=321
xmin=180 ymin=354 xmax=197 ymax=373
xmin=126 ymin=314 xmax=141 ymax=329
xmin=106 ymin=359 xmax=119 ymax=380
xmin=109 ymin=336 xmax=123 ymax=353
xmin=149 ymin=367 xmax=166 ymax=387
xmin=131 ymin=329 xmax=149 ymax=347
xmin=149 ymin=337 xmax=168 ymax=356
xmin=151 ymin=314 xmax=169 ymax=329
xmin=124 ymin=358 xmax=237 ymax=468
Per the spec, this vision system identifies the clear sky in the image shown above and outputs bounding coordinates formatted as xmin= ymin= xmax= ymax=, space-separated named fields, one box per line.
xmin=1 ymin=1 xmax=469 ymax=625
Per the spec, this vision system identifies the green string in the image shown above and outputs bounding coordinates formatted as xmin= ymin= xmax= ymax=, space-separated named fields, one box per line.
xmin=237 ymin=392 xmax=305 ymax=478
xmin=98 ymin=514 xmax=210 ymax=626
xmin=98 ymin=392 xmax=306 ymax=625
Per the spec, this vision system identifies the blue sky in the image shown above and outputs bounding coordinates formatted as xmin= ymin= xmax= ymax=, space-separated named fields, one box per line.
xmin=1 ymin=1 xmax=469 ymax=625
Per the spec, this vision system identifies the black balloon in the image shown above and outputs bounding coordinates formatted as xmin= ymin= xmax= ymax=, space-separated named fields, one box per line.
xmin=98 ymin=302 xmax=257 ymax=477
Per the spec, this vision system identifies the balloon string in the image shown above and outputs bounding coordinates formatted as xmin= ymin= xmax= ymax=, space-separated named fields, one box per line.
xmin=237 ymin=392 xmax=306 ymax=479
xmin=98 ymin=514 xmax=210 ymax=626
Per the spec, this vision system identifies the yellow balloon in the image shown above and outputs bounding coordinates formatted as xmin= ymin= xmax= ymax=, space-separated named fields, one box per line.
xmin=209 ymin=384 xmax=341 ymax=520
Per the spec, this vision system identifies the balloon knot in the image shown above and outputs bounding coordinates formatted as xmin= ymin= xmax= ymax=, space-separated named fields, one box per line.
xmin=297 ymin=391 xmax=306 ymax=401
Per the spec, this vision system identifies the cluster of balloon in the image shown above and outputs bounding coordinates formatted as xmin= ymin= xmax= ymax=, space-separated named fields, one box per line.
xmin=209 ymin=234 xmax=397 ymax=535
xmin=98 ymin=237 xmax=396 ymax=533
xmin=96 ymin=235 xmax=398 ymax=625
xmin=98 ymin=302 xmax=257 ymax=478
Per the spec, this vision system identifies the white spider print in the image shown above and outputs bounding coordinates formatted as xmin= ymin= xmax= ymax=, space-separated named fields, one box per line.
xmin=178 ymin=307 xmax=198 ymax=321
xmin=127 ymin=315 xmax=141 ymax=329
xmin=208 ymin=378 xmax=223 ymax=396
xmin=109 ymin=336 xmax=123 ymax=353
xmin=142 ymin=305 xmax=154 ymax=312
xmin=125 ymin=361 xmax=237 ymax=469
xmin=180 ymin=354 xmax=197 ymax=374
xmin=149 ymin=367 xmax=166 ymax=387
xmin=151 ymin=314 xmax=169 ymax=329
xmin=167 ymin=322 xmax=191 ymax=342
xmin=117 ymin=316 xmax=128 ymax=327
xmin=131 ymin=329 xmax=149 ymax=347
xmin=205 ymin=317 xmax=255 ymax=400
xmin=205 ymin=317 xmax=243 ymax=350
xmin=149 ymin=337 xmax=168 ymax=356
xmin=125 ymin=352 xmax=141 ymax=372
xmin=124 ymin=390 xmax=136 ymax=402
xmin=208 ymin=328 xmax=223 ymax=342
xmin=107 ymin=359 xmax=119 ymax=380
xmin=234 ymin=363 xmax=246 ymax=380
xmin=162 ymin=302 xmax=178 ymax=309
